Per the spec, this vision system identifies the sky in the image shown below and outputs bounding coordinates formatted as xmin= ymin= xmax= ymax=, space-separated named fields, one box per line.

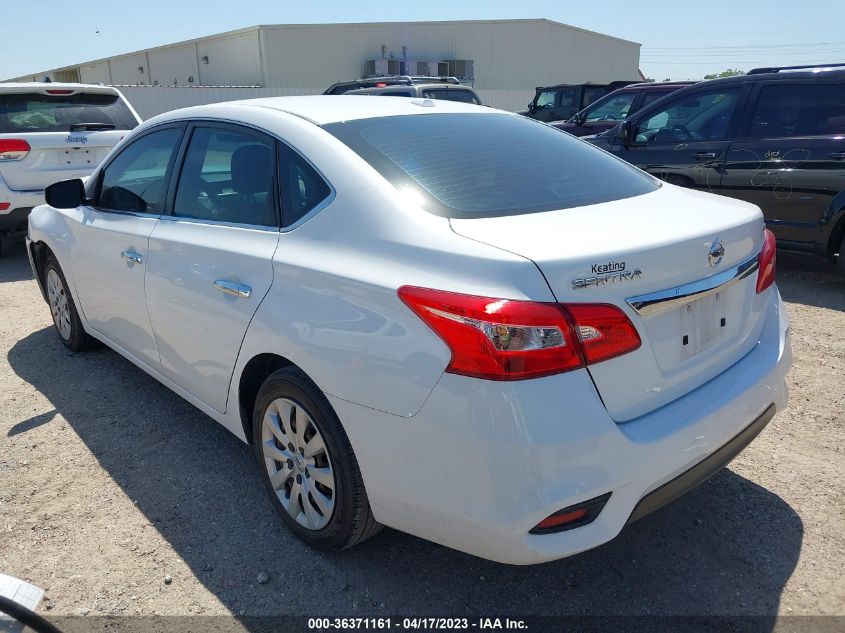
xmin=3 ymin=0 xmax=844 ymax=81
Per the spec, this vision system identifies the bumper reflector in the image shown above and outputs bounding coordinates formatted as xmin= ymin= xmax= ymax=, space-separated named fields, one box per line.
xmin=529 ymin=492 xmax=612 ymax=534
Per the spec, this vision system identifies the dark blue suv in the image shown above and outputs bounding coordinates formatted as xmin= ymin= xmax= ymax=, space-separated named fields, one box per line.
xmin=588 ymin=64 xmax=845 ymax=273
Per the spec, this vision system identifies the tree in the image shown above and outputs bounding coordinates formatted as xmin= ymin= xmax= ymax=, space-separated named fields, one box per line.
xmin=703 ymin=68 xmax=744 ymax=80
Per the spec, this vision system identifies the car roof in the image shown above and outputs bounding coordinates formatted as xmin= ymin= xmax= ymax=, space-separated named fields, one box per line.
xmin=616 ymin=81 xmax=696 ymax=91
xmin=689 ymin=66 xmax=845 ymax=88
xmin=0 ymin=82 xmax=121 ymax=94
xmin=147 ymin=95 xmax=501 ymax=127
xmin=536 ymin=80 xmax=635 ymax=91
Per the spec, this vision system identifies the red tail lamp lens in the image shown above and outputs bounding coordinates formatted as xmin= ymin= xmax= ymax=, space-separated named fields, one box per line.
xmin=756 ymin=228 xmax=777 ymax=294
xmin=398 ymin=287 xmax=640 ymax=381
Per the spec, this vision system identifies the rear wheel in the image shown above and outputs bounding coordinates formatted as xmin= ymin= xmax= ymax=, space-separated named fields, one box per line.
xmin=43 ymin=255 xmax=95 ymax=352
xmin=252 ymin=367 xmax=381 ymax=550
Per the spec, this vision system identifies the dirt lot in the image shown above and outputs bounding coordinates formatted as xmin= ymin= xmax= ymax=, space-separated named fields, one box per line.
xmin=1 ymin=245 xmax=843 ymax=621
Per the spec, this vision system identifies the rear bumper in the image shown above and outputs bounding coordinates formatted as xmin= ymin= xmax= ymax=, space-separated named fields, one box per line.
xmin=626 ymin=402 xmax=775 ymax=524
xmin=0 ymin=181 xmax=42 ymax=233
xmin=329 ymin=288 xmax=791 ymax=564
xmin=0 ymin=206 xmax=34 ymax=233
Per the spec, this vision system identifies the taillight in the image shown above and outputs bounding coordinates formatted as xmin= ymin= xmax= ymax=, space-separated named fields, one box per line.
xmin=0 ymin=139 xmax=31 ymax=161
xmin=398 ymin=286 xmax=640 ymax=380
xmin=567 ymin=303 xmax=642 ymax=364
xmin=756 ymin=229 xmax=777 ymax=294
xmin=45 ymin=89 xmax=74 ymax=95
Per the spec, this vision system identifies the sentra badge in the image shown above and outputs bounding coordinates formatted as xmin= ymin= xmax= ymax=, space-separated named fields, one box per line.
xmin=572 ymin=260 xmax=642 ymax=289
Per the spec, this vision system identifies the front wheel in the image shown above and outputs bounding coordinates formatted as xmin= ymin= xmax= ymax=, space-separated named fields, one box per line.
xmin=252 ymin=367 xmax=381 ymax=551
xmin=43 ymin=255 xmax=96 ymax=352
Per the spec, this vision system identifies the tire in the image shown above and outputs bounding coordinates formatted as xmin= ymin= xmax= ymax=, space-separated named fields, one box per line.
xmin=43 ymin=254 xmax=96 ymax=352
xmin=252 ymin=367 xmax=381 ymax=551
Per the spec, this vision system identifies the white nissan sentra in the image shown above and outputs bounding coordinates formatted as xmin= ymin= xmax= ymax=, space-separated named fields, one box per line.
xmin=26 ymin=96 xmax=790 ymax=564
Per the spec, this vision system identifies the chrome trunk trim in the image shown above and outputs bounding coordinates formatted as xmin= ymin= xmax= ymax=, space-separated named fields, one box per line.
xmin=626 ymin=253 xmax=760 ymax=317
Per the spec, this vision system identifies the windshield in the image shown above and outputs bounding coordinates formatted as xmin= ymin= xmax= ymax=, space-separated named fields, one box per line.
xmin=0 ymin=92 xmax=139 ymax=133
xmin=582 ymin=92 xmax=637 ymax=122
xmin=324 ymin=113 xmax=658 ymax=219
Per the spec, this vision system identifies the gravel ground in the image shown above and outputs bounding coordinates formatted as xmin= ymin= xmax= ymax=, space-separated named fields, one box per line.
xmin=0 ymin=245 xmax=843 ymax=621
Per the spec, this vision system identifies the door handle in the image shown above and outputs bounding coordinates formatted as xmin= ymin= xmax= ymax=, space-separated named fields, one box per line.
xmin=831 ymin=152 xmax=845 ymax=160
xmin=214 ymin=280 xmax=252 ymax=299
xmin=693 ymin=152 xmax=718 ymax=160
xmin=121 ymin=251 xmax=143 ymax=265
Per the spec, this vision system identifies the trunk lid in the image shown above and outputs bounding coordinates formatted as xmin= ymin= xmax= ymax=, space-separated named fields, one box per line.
xmin=450 ymin=184 xmax=769 ymax=421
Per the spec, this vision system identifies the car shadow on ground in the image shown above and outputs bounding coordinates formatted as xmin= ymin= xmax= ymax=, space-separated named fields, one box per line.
xmin=776 ymin=251 xmax=844 ymax=312
xmin=8 ymin=326 xmax=802 ymax=619
xmin=0 ymin=246 xmax=33 ymax=284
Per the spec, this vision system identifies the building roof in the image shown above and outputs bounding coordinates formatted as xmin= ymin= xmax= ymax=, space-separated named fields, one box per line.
xmin=7 ymin=19 xmax=640 ymax=82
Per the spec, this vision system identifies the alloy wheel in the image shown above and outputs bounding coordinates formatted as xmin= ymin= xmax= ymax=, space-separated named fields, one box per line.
xmin=261 ymin=397 xmax=336 ymax=530
xmin=46 ymin=268 xmax=72 ymax=341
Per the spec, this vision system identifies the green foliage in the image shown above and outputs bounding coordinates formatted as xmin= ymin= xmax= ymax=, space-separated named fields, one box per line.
xmin=703 ymin=68 xmax=745 ymax=80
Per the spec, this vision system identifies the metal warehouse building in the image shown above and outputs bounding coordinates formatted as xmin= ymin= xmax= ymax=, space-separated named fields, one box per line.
xmin=8 ymin=19 xmax=641 ymax=118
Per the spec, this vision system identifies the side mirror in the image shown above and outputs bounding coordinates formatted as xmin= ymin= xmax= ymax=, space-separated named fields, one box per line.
xmin=618 ymin=120 xmax=636 ymax=145
xmin=45 ymin=179 xmax=85 ymax=209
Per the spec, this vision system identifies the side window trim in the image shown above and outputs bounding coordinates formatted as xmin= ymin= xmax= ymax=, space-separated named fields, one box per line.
xmin=90 ymin=122 xmax=186 ymax=215
xmin=165 ymin=120 xmax=282 ymax=229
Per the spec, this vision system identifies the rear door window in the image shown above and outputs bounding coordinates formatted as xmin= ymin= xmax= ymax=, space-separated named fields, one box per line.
xmin=640 ymin=90 xmax=674 ymax=108
xmin=558 ymin=88 xmax=578 ymax=109
xmin=0 ymin=92 xmax=138 ymax=133
xmin=748 ymin=83 xmax=845 ymax=137
xmin=174 ymin=126 xmax=278 ymax=227
xmin=325 ymin=113 xmax=658 ymax=219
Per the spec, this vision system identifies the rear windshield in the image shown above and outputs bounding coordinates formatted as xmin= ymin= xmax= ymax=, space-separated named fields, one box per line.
xmin=0 ymin=92 xmax=139 ymax=133
xmin=324 ymin=113 xmax=658 ymax=218
xmin=420 ymin=89 xmax=480 ymax=104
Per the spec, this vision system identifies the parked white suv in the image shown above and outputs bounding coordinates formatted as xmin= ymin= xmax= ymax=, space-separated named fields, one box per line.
xmin=0 ymin=83 xmax=141 ymax=255
xmin=26 ymin=96 xmax=790 ymax=564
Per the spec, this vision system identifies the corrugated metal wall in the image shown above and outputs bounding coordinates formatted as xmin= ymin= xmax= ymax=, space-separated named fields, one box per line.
xmin=109 ymin=53 xmax=150 ymax=85
xmin=148 ymin=44 xmax=199 ymax=87
xmin=197 ymin=32 xmax=261 ymax=86
xmin=6 ymin=21 xmax=640 ymax=115
xmin=79 ymin=62 xmax=111 ymax=84
xmin=260 ymin=20 xmax=640 ymax=111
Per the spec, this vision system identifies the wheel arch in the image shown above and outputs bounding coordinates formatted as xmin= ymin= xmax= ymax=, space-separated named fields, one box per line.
xmin=237 ymin=353 xmax=295 ymax=444
xmin=820 ymin=189 xmax=845 ymax=255
xmin=30 ymin=240 xmax=55 ymax=302
xmin=826 ymin=205 xmax=845 ymax=257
